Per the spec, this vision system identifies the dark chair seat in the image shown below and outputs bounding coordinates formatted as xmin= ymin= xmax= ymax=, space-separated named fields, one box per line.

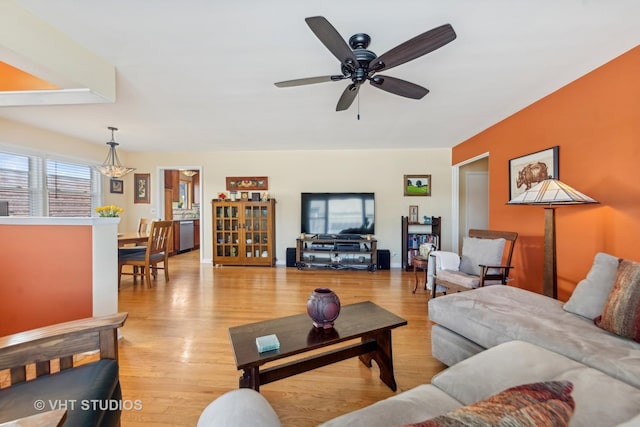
xmin=119 ymin=251 xmax=165 ymax=262
xmin=118 ymin=245 xmax=147 ymax=255
xmin=0 ymin=360 xmax=121 ymax=427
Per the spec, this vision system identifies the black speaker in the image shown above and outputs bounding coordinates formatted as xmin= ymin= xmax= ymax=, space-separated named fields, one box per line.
xmin=286 ymin=247 xmax=297 ymax=267
xmin=377 ymin=249 xmax=390 ymax=270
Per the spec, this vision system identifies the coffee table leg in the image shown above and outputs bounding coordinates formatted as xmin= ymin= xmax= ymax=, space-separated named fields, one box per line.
xmin=239 ymin=367 xmax=260 ymax=391
xmin=359 ymin=330 xmax=398 ymax=391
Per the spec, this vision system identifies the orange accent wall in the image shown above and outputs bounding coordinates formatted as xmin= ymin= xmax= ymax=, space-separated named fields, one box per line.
xmin=452 ymin=45 xmax=640 ymax=301
xmin=0 ymin=61 xmax=59 ymax=91
xmin=0 ymin=225 xmax=93 ymax=336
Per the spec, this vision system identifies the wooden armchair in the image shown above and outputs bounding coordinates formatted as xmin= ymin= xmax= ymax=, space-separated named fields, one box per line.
xmin=431 ymin=229 xmax=518 ymax=298
xmin=0 ymin=313 xmax=128 ymax=426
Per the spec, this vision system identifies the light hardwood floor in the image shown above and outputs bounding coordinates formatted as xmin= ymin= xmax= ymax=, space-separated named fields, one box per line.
xmin=117 ymin=250 xmax=446 ymax=426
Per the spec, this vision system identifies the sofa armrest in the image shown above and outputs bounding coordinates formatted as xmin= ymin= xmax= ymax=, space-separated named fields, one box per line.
xmin=0 ymin=312 xmax=128 ymax=387
xmin=198 ymin=389 xmax=282 ymax=427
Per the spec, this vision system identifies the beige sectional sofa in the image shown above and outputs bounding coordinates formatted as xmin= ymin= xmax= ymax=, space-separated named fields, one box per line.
xmin=198 ymin=340 xmax=640 ymax=426
xmin=428 ymin=253 xmax=640 ymax=390
xmin=197 ymin=252 xmax=640 ymax=426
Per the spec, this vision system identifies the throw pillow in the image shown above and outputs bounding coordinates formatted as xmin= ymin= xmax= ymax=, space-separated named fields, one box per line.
xmin=459 ymin=237 xmax=506 ymax=276
xmin=563 ymin=252 xmax=620 ymax=319
xmin=595 ymin=259 xmax=640 ymax=342
xmin=400 ymin=381 xmax=574 ymax=427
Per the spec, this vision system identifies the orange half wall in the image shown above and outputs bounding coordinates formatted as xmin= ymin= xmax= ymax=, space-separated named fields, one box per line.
xmin=452 ymin=45 xmax=640 ymax=301
xmin=0 ymin=225 xmax=92 ymax=335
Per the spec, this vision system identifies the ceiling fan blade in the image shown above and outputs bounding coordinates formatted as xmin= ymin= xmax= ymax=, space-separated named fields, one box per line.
xmin=369 ymin=75 xmax=429 ymax=99
xmin=305 ymin=16 xmax=359 ymax=71
xmin=336 ymin=84 xmax=360 ymax=111
xmin=275 ymin=75 xmax=344 ymax=88
xmin=370 ymin=24 xmax=456 ymax=73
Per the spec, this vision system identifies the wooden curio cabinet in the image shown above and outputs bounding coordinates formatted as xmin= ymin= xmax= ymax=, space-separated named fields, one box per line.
xmin=212 ymin=199 xmax=276 ymax=266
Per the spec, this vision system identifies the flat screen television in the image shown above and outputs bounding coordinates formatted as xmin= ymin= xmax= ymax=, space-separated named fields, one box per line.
xmin=301 ymin=192 xmax=375 ymax=236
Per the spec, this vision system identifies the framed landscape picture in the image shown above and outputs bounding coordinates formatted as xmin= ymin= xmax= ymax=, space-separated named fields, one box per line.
xmin=404 ymin=174 xmax=431 ymax=196
xmin=134 ymin=173 xmax=151 ymax=204
xmin=508 ymin=146 xmax=559 ymax=200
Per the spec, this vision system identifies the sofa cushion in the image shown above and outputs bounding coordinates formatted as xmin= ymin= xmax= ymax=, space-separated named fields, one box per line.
xmin=428 ymin=286 xmax=640 ymax=389
xmin=616 ymin=413 xmax=640 ymax=427
xmin=431 ymin=341 xmax=640 ymax=427
xmin=317 ymin=384 xmax=462 ymax=427
xmin=0 ymin=359 xmax=120 ymax=427
xmin=459 ymin=237 xmax=505 ymax=276
xmin=595 ymin=259 xmax=640 ymax=343
xmin=402 ymin=381 xmax=575 ymax=427
xmin=563 ymin=252 xmax=620 ymax=319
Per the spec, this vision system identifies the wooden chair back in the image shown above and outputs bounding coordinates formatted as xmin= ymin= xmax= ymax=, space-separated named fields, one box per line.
xmin=138 ymin=217 xmax=152 ymax=233
xmin=146 ymin=220 xmax=173 ymax=256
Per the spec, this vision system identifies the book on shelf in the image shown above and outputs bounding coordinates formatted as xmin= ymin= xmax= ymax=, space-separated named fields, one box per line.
xmin=407 ymin=233 xmax=438 ymax=249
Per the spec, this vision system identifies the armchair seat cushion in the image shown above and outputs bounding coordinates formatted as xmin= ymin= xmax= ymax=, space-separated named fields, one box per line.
xmin=0 ymin=359 xmax=121 ymax=427
xmin=436 ymin=269 xmax=480 ymax=289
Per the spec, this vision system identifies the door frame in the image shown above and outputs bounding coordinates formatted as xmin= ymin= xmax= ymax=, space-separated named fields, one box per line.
xmin=450 ymin=152 xmax=489 ymax=254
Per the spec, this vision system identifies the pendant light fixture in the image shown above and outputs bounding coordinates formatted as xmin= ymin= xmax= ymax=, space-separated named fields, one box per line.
xmin=95 ymin=126 xmax=135 ymax=178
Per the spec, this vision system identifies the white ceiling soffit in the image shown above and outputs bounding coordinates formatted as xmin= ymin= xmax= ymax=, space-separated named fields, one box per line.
xmin=0 ymin=1 xmax=115 ymax=106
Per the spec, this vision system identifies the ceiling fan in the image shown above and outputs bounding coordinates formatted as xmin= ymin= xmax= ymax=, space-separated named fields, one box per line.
xmin=275 ymin=16 xmax=457 ymax=112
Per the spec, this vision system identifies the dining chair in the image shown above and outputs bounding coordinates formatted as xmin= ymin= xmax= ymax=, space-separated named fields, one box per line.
xmin=430 ymin=229 xmax=518 ymax=298
xmin=118 ymin=220 xmax=173 ymax=288
xmin=119 ymin=217 xmax=153 ymax=274
xmin=137 ymin=217 xmax=151 ymax=233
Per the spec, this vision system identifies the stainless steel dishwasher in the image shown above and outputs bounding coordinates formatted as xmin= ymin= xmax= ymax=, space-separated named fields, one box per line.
xmin=179 ymin=220 xmax=194 ymax=252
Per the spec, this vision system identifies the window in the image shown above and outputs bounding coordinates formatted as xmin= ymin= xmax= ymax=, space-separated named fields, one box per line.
xmin=46 ymin=159 xmax=100 ymax=217
xmin=0 ymin=150 xmax=102 ymax=216
xmin=0 ymin=152 xmax=31 ymax=216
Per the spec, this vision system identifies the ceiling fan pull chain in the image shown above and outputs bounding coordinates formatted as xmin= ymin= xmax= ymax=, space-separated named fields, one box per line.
xmin=357 ymin=91 xmax=360 ymax=120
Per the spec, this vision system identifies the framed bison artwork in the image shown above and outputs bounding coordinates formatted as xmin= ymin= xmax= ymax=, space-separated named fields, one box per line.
xmin=508 ymin=146 xmax=559 ymax=200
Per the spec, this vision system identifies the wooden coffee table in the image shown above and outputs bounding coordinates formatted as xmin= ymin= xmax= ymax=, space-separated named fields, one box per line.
xmin=228 ymin=301 xmax=407 ymax=392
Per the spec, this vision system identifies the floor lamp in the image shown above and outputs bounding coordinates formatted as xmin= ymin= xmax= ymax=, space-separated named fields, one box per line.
xmin=508 ymin=178 xmax=598 ymax=299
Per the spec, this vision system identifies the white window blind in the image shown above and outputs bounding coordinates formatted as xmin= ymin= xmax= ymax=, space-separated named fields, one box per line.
xmin=0 ymin=150 xmax=102 ymax=216
xmin=0 ymin=152 xmax=32 ymax=215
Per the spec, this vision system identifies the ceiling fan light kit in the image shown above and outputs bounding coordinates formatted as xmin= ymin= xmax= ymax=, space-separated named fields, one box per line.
xmin=275 ymin=16 xmax=456 ymax=112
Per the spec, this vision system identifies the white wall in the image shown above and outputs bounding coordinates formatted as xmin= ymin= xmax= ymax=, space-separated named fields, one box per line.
xmin=0 ymin=118 xmax=453 ymax=267
xmin=126 ymin=149 xmax=453 ymax=267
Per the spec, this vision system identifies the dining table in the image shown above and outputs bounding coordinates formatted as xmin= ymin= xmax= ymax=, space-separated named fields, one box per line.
xmin=117 ymin=231 xmax=149 ymax=247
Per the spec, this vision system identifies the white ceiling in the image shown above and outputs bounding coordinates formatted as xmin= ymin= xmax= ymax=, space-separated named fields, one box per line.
xmin=1 ymin=0 xmax=639 ymax=153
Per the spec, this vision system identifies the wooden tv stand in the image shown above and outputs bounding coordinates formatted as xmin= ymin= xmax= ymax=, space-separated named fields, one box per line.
xmin=295 ymin=235 xmax=377 ymax=271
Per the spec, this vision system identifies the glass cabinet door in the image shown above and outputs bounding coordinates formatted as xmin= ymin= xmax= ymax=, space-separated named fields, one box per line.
xmin=244 ymin=204 xmax=270 ymax=260
xmin=214 ymin=203 xmax=240 ymax=259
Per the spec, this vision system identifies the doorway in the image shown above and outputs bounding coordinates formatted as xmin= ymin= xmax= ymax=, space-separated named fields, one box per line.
xmin=157 ymin=166 xmax=204 ymax=263
xmin=451 ymin=154 xmax=489 ymax=253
